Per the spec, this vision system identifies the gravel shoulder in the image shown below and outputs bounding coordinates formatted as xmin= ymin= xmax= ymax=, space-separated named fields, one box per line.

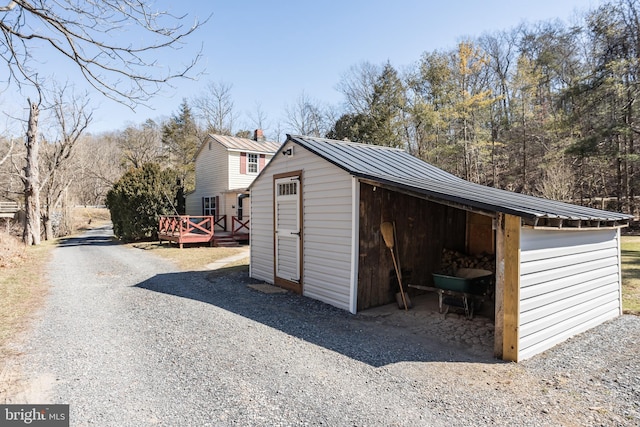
xmin=1 ymin=225 xmax=639 ymax=426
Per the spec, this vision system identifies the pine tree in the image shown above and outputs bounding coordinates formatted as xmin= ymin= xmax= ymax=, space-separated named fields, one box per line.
xmin=161 ymin=100 xmax=201 ymax=196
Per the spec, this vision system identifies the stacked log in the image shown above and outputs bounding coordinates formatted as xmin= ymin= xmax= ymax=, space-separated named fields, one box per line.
xmin=439 ymin=248 xmax=495 ymax=275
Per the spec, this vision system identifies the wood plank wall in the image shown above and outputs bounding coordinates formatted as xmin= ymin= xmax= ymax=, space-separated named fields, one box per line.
xmin=357 ymin=183 xmax=467 ymax=311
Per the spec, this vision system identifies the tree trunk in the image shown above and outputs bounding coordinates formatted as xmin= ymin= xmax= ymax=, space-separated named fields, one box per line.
xmin=43 ymin=215 xmax=53 ymax=241
xmin=23 ymin=100 xmax=41 ymax=245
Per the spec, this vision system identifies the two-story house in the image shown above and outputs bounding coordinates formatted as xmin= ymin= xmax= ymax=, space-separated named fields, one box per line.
xmin=185 ymin=129 xmax=281 ymax=235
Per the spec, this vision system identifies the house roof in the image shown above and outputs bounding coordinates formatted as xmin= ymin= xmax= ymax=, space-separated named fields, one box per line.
xmin=209 ymin=134 xmax=281 ymax=154
xmin=286 ymin=135 xmax=632 ymax=227
xmin=194 ymin=133 xmax=282 ymax=160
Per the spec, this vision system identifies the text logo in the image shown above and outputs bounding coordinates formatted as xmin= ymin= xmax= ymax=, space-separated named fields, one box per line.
xmin=0 ymin=405 xmax=69 ymax=427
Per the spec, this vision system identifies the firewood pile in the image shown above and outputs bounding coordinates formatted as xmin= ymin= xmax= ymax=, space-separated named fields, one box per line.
xmin=439 ymin=248 xmax=495 ymax=276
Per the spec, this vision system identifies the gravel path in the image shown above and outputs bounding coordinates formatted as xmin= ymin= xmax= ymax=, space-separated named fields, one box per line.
xmin=2 ymin=225 xmax=639 ymax=426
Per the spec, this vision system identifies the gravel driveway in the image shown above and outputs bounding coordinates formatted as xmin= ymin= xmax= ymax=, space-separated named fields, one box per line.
xmin=2 ymin=225 xmax=639 ymax=426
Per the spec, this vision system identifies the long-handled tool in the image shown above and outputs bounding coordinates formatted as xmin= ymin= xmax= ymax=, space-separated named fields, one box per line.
xmin=381 ymin=221 xmax=408 ymax=311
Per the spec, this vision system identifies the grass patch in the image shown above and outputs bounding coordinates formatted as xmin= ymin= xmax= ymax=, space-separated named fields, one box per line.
xmin=224 ymin=256 xmax=250 ymax=269
xmin=128 ymin=241 xmax=248 ymax=271
xmin=0 ymin=235 xmax=53 ymax=359
xmin=621 ymin=235 xmax=640 ymax=315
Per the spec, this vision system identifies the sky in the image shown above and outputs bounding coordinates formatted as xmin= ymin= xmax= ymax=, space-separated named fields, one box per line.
xmin=1 ymin=0 xmax=600 ymax=138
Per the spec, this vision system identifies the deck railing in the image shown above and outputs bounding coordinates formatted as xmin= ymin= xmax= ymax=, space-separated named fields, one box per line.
xmin=232 ymin=216 xmax=250 ymax=236
xmin=159 ymin=214 xmax=250 ymax=246
xmin=158 ymin=215 xmax=215 ymax=239
xmin=213 ymin=215 xmax=227 ymax=231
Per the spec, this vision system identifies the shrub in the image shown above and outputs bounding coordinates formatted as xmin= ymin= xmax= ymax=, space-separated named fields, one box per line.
xmin=106 ymin=163 xmax=182 ymax=241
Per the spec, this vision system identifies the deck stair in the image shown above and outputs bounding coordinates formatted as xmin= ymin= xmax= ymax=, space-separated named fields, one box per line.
xmin=212 ymin=233 xmax=240 ymax=247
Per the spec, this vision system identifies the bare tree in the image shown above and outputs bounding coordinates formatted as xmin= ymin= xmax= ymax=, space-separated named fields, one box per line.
xmin=536 ymin=159 xmax=574 ymax=202
xmin=0 ymin=1 xmax=207 ymax=244
xmin=336 ymin=62 xmax=381 ymax=115
xmin=73 ymin=133 xmax=123 ymax=206
xmin=284 ymin=91 xmax=331 ymax=137
xmin=193 ymin=81 xmax=236 ymax=135
xmin=0 ymin=137 xmax=17 ymax=202
xmin=0 ymin=137 xmax=13 ymax=167
xmin=117 ymin=119 xmax=164 ymax=169
xmin=39 ymin=86 xmax=92 ymax=240
xmin=248 ymin=101 xmax=269 ymax=132
xmin=20 ymin=97 xmax=41 ymax=245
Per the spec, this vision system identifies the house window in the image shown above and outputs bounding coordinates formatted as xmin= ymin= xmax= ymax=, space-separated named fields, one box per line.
xmin=247 ymin=153 xmax=258 ymax=174
xmin=202 ymin=196 xmax=216 ymax=217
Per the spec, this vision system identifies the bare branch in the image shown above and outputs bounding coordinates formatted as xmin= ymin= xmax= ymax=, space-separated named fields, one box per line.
xmin=0 ymin=1 xmax=16 ymax=12
xmin=0 ymin=137 xmax=14 ymax=166
xmin=0 ymin=1 xmax=209 ymax=107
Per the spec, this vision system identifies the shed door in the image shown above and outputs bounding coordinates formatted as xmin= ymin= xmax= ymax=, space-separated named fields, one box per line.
xmin=274 ymin=176 xmax=301 ymax=292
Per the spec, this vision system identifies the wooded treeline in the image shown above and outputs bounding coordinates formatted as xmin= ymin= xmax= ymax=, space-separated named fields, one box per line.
xmin=324 ymin=0 xmax=640 ymax=216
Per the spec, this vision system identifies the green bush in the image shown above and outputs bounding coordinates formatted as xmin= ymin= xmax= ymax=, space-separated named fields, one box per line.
xmin=106 ymin=163 xmax=183 ymax=241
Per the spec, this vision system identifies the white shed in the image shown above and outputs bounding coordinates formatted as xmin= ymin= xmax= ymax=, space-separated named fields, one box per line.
xmin=249 ymin=135 xmax=632 ymax=361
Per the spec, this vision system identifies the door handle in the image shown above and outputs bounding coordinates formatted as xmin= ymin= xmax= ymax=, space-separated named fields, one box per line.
xmin=292 ymin=231 xmax=300 ymax=236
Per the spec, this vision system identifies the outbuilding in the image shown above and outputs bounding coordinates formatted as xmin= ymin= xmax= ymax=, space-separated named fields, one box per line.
xmin=249 ymin=135 xmax=632 ymax=361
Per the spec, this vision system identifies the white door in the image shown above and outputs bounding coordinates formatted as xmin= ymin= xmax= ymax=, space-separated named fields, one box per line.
xmin=275 ymin=176 xmax=301 ymax=286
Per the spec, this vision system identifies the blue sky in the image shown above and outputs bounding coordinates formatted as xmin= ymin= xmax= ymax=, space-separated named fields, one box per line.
xmin=1 ymin=0 xmax=599 ymax=137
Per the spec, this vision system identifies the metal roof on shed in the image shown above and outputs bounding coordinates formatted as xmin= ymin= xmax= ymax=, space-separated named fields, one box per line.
xmin=288 ymin=135 xmax=632 ymax=225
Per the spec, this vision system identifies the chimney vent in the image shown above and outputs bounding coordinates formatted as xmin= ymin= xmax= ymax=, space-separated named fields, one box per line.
xmin=254 ymin=129 xmax=265 ymax=142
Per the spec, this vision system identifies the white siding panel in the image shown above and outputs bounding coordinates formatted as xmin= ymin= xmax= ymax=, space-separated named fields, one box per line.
xmin=186 ymin=141 xmax=229 ymax=216
xmin=229 ymin=153 xmax=274 ymax=190
xmin=249 ymin=164 xmax=275 ymax=283
xmin=250 ymin=142 xmax=354 ymax=311
xmin=519 ymin=304 xmax=620 ymax=360
xmin=521 ymin=270 xmax=620 ymax=312
xmin=521 ymin=229 xmax=615 ymax=251
xmin=520 ymin=247 xmax=618 ymax=276
xmin=521 ymin=282 xmax=620 ymax=329
xmin=521 ymin=256 xmax=619 ymax=295
xmin=518 ymin=228 xmax=622 ymax=360
xmin=521 ymin=239 xmax=618 ymax=263
xmin=303 ymin=240 xmax=352 ymax=255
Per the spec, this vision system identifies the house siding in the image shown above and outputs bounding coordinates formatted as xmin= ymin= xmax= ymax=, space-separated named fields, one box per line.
xmin=229 ymin=152 xmax=273 ymax=190
xmin=250 ymin=142 xmax=354 ymax=311
xmin=185 ymin=142 xmax=229 ymax=216
xmin=186 ymin=141 xmax=274 ymax=222
xmin=518 ymin=228 xmax=622 ymax=360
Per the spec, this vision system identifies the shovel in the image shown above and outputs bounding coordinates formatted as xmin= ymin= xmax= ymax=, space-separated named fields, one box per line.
xmin=381 ymin=221 xmax=409 ymax=311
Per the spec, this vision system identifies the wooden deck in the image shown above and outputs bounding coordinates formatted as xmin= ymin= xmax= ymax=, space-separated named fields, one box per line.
xmin=158 ymin=215 xmax=250 ymax=248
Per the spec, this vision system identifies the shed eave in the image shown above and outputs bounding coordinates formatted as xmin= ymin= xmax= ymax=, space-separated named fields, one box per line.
xmin=356 ymin=174 xmax=534 ymax=220
xmin=356 ymin=173 xmax=631 ymax=230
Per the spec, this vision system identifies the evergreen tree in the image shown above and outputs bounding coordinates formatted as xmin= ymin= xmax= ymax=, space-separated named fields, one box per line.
xmin=106 ymin=164 xmax=181 ymax=241
xmin=161 ymin=100 xmax=201 ymax=194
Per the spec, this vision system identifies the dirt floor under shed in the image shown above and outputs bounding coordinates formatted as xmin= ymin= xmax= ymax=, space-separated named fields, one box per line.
xmin=360 ymin=292 xmax=496 ymax=358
